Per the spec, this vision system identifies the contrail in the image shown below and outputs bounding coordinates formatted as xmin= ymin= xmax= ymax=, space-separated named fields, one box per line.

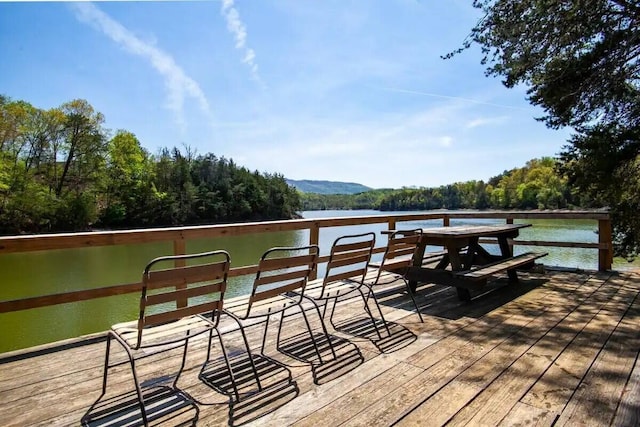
xmin=71 ymin=2 xmax=214 ymax=130
xmin=221 ymin=0 xmax=260 ymax=82
xmin=381 ymin=87 xmax=530 ymax=111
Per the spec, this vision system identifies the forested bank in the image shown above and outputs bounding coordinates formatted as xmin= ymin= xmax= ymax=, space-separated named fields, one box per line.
xmin=300 ymin=157 xmax=600 ymax=211
xmin=0 ymin=95 xmax=606 ymax=237
xmin=0 ymin=96 xmax=300 ymax=234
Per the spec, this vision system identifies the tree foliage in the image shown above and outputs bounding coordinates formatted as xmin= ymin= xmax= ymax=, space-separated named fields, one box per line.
xmin=300 ymin=157 xmax=578 ymax=211
xmin=449 ymin=0 xmax=640 ymax=257
xmin=0 ymin=96 xmax=301 ymax=234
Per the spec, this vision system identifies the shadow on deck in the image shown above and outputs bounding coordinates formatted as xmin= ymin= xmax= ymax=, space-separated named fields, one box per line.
xmin=2 ymin=268 xmax=640 ymax=426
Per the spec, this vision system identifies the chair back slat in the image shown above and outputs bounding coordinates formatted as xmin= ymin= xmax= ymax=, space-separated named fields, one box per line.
xmin=328 ymin=252 xmax=371 ymax=269
xmin=257 ymin=253 xmax=317 ymax=273
xmin=145 ymin=262 xmax=228 ymax=289
xmin=321 ymin=232 xmax=375 ymax=293
xmin=333 ymin=239 xmax=376 ymax=253
xmin=381 ymin=229 xmax=423 ymax=272
xmin=137 ymin=250 xmax=230 ymax=347
xmin=253 ymin=279 xmax=307 ymax=301
xmin=247 ymin=245 xmax=319 ymax=312
xmin=255 ymin=268 xmax=311 ymax=286
xmin=325 ymin=268 xmax=367 ymax=284
xmin=385 ymin=245 xmax=416 ymax=260
xmin=144 ymin=300 xmax=222 ymax=327
xmin=146 ymin=282 xmax=225 ymax=306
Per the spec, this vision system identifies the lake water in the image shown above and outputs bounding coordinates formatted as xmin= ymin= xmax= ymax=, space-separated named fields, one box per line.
xmin=0 ymin=209 xmax=631 ymax=353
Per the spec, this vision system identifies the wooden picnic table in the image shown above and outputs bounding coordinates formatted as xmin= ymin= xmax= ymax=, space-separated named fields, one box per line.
xmin=388 ymin=223 xmax=547 ymax=301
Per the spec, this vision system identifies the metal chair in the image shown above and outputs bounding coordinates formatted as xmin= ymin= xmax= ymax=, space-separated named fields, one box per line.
xmin=367 ymin=229 xmax=424 ymax=322
xmin=224 ymin=245 xmax=336 ymax=364
xmin=303 ymin=232 xmax=391 ymax=339
xmin=82 ymin=250 xmax=237 ymax=426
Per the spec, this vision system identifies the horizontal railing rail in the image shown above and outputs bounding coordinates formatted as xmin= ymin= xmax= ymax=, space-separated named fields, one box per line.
xmin=0 ymin=210 xmax=612 ymax=314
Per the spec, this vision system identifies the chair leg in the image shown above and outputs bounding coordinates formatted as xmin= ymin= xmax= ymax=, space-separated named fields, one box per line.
xmin=370 ymin=287 xmax=392 ymax=336
xmin=322 ymin=298 xmax=329 ymax=319
xmin=309 ymin=298 xmax=337 ymax=360
xmin=83 ymin=334 xmax=152 ymax=427
xmin=359 ymin=286 xmax=391 ymax=338
xmin=357 ymin=287 xmax=382 ymax=340
xmin=226 ymin=312 xmax=263 ymax=392
xmin=105 ymin=335 xmax=149 ymax=425
xmin=172 ymin=332 xmax=191 ymax=389
xmin=81 ymin=333 xmax=113 ymax=425
xmin=126 ymin=349 xmax=148 ymax=426
xmin=215 ymin=330 xmax=242 ymax=402
xmin=362 ymin=291 xmax=375 ymax=317
xmin=101 ymin=332 xmax=112 ymax=395
xmin=261 ymin=314 xmax=271 ymax=355
xmin=327 ymin=298 xmax=340 ymax=330
xmin=404 ymin=280 xmax=424 ymax=322
xmin=276 ymin=308 xmax=286 ymax=350
xmin=239 ymin=328 xmax=263 ymax=393
xmin=299 ymin=306 xmax=325 ymax=364
xmin=205 ymin=328 xmax=214 ymax=363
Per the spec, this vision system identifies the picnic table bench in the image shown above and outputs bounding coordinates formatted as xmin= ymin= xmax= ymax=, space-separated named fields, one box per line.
xmin=387 ymin=224 xmax=547 ymax=301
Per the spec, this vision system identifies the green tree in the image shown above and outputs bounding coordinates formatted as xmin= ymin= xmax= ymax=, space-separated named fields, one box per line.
xmin=100 ymin=130 xmax=155 ymax=227
xmin=0 ymin=99 xmax=64 ymax=232
xmin=452 ymin=0 xmax=640 ymax=256
xmin=55 ymin=99 xmax=107 ymax=198
xmin=0 ymin=95 xmax=305 ymax=234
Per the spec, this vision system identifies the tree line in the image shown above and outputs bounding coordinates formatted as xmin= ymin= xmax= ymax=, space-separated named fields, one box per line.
xmin=300 ymin=157 xmax=594 ymax=212
xmin=0 ymin=96 xmax=300 ymax=234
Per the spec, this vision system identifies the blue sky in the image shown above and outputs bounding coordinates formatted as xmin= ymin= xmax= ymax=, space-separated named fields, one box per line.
xmin=0 ymin=0 xmax=571 ymax=189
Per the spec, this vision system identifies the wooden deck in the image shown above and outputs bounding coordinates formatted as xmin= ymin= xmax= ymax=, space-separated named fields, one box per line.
xmin=2 ymin=268 xmax=640 ymax=426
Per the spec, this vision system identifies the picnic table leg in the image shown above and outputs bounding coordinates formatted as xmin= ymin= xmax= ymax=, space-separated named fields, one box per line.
xmin=447 ymin=244 xmax=472 ymax=301
xmin=498 ymin=236 xmax=519 ymax=283
xmin=408 ymin=234 xmax=429 ymax=293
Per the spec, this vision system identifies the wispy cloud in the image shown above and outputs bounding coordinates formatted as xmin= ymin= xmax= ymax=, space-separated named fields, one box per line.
xmin=71 ymin=2 xmax=213 ymax=130
xmin=380 ymin=87 xmax=530 ymax=111
xmin=221 ymin=0 xmax=260 ymax=81
xmin=466 ymin=116 xmax=509 ymax=128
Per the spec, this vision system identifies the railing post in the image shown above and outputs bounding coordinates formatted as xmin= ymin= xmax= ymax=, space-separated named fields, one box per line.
xmin=388 ymin=218 xmax=396 ymax=231
xmin=309 ymin=222 xmax=320 ymax=280
xmin=443 ymin=214 xmax=450 ymax=227
xmin=173 ymin=237 xmax=187 ymax=308
xmin=598 ymin=218 xmax=613 ymax=271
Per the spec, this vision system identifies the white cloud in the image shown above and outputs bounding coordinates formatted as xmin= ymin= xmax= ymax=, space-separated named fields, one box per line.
xmin=466 ymin=116 xmax=509 ymax=128
xmin=71 ymin=2 xmax=213 ymax=131
xmin=213 ymin=78 xmax=567 ymax=188
xmin=221 ymin=0 xmax=260 ymax=80
xmin=381 ymin=87 xmax=530 ymax=111
xmin=438 ymin=136 xmax=453 ymax=147
xmin=218 ymin=103 xmax=468 ymax=186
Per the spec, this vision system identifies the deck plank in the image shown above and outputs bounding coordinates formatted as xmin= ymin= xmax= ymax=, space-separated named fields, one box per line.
xmin=291 ymin=362 xmax=424 ymax=426
xmin=612 ymin=356 xmax=640 ymax=426
xmin=245 ymin=334 xmax=439 ymax=426
xmin=337 ymin=271 xmax=597 ymax=426
xmin=393 ymin=273 xmax=608 ymax=426
xmin=518 ymin=276 xmax=636 ymax=415
xmin=554 ymin=275 xmax=640 ymax=426
xmin=441 ymin=274 xmax=632 ymax=426
xmin=2 ymin=269 xmax=640 ymax=426
xmin=497 ymin=401 xmax=558 ymax=426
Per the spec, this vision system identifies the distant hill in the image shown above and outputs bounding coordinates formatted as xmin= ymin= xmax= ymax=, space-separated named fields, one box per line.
xmin=286 ymin=179 xmax=372 ymax=194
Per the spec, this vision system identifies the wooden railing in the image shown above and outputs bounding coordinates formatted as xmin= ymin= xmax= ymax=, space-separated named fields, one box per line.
xmin=0 ymin=210 xmax=612 ymax=314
